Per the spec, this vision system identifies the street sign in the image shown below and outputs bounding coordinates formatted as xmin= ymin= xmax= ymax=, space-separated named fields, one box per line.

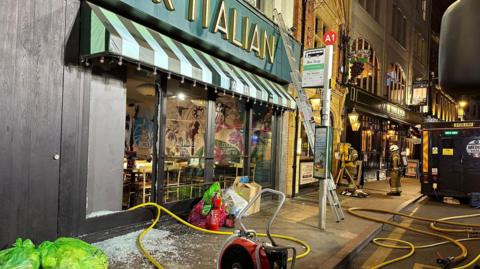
xmin=411 ymin=81 xmax=429 ymax=106
xmin=323 ymin=31 xmax=337 ymax=45
xmin=302 ymin=48 xmax=326 ymax=88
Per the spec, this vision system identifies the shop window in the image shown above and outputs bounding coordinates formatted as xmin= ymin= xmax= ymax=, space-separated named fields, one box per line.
xmin=213 ymin=96 xmax=247 ymax=184
xmin=350 ymin=38 xmax=380 ymax=96
xmin=386 ymin=63 xmax=406 ymax=105
xmin=86 ymin=69 xmax=156 ymax=218
xmin=250 ymin=106 xmax=274 ymax=187
xmin=164 ymin=80 xmax=208 ymax=203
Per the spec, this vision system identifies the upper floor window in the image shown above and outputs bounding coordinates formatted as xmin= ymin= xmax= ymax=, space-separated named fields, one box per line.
xmin=314 ymin=17 xmax=328 ymax=48
xmin=414 ymin=32 xmax=427 ymax=65
xmin=386 ymin=63 xmax=406 ymax=105
xmin=392 ymin=4 xmax=407 ymax=47
xmin=351 ymin=38 xmax=380 ymax=96
xmin=417 ymin=0 xmax=427 ymax=21
xmin=358 ymin=0 xmax=381 ymax=22
xmin=246 ymin=0 xmax=261 ymax=9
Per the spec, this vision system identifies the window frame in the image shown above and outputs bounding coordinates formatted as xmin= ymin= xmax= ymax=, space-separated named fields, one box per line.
xmin=62 ymin=71 xmax=284 ymax=237
xmin=351 ymin=38 xmax=381 ymax=96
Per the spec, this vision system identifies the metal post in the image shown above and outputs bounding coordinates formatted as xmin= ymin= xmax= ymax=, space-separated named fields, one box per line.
xmin=319 ymin=45 xmax=334 ymax=230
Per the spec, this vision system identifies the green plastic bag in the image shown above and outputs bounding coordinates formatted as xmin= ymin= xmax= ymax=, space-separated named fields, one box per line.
xmin=201 ymin=182 xmax=221 ymax=216
xmin=38 ymin=238 xmax=108 ymax=269
xmin=0 ymin=239 xmax=40 ymax=269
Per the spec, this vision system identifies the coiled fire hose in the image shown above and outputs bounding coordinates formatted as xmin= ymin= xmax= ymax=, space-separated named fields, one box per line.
xmin=128 ymin=202 xmax=311 ymax=269
xmin=348 ymin=207 xmax=480 ymax=269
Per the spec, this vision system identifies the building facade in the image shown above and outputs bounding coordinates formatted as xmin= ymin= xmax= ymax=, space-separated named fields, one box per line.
xmin=286 ymin=0 xmax=351 ymax=196
xmin=346 ymin=0 xmax=432 ymax=178
xmin=0 ymin=0 xmax=301 ymax=247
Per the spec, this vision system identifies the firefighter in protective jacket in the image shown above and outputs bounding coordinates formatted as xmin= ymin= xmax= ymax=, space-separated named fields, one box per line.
xmin=387 ymin=144 xmax=402 ymax=196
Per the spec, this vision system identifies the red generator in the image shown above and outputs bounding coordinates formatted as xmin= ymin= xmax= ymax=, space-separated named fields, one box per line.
xmin=217 ymin=189 xmax=296 ymax=269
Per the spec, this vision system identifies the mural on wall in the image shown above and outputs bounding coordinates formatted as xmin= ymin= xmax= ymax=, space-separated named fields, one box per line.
xmin=125 ymin=103 xmax=155 ymax=160
xmin=165 ymin=98 xmax=206 ymax=157
xmin=214 ymin=97 xmax=246 ymax=165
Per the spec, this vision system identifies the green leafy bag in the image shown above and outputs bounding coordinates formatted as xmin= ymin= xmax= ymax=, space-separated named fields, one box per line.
xmin=201 ymin=182 xmax=221 ymax=216
xmin=0 ymin=239 xmax=40 ymax=269
xmin=38 ymin=238 xmax=108 ymax=269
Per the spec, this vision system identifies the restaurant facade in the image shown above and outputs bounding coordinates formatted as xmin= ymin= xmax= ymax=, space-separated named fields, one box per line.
xmin=0 ymin=0 xmax=300 ymax=247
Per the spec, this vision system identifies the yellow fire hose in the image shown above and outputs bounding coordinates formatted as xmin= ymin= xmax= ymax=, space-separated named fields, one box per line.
xmin=128 ymin=203 xmax=311 ymax=269
xmin=348 ymin=207 xmax=480 ymax=269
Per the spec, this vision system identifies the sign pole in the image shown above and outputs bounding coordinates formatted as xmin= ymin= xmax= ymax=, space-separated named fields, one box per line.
xmin=319 ymin=44 xmax=334 ymax=230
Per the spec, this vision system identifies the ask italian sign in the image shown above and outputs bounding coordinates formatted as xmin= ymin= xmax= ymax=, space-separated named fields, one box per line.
xmin=95 ymin=0 xmax=302 ymax=82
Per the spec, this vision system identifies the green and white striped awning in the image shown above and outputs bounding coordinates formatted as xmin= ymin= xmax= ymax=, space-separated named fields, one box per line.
xmin=81 ymin=2 xmax=296 ymax=110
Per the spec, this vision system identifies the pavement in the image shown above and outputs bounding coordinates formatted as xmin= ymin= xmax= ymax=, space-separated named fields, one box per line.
xmin=351 ymin=198 xmax=480 ymax=269
xmin=97 ymin=178 xmax=423 ymax=269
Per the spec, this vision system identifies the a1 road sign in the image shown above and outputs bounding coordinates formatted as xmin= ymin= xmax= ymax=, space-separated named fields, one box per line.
xmin=323 ymin=31 xmax=337 ymax=45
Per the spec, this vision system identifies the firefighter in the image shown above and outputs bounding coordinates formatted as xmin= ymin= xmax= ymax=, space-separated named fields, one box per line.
xmin=387 ymin=144 xmax=402 ymax=196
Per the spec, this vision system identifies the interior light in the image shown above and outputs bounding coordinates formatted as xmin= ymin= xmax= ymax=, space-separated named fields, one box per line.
xmin=178 ymin=93 xmax=186 ymax=100
xmin=181 ymin=76 xmax=185 ymax=84
xmin=167 ymin=72 xmax=172 ymax=79
xmin=153 ymin=67 xmax=157 ymax=75
xmin=193 ymin=80 xmax=197 ymax=87
xmin=99 ymin=56 xmax=105 ymax=64
xmin=118 ymin=57 xmax=123 ymax=66
xmin=137 ymin=63 xmax=141 ymax=71
xmin=204 ymin=84 xmax=208 ymax=91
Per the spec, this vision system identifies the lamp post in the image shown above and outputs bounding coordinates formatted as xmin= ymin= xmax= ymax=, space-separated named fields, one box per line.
xmin=348 ymin=108 xmax=360 ymax=131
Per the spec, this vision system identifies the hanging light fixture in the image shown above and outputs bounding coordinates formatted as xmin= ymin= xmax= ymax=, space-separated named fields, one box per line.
xmin=118 ymin=57 xmax=123 ymax=66
xmin=136 ymin=63 xmax=141 ymax=71
xmin=204 ymin=84 xmax=208 ymax=91
xmin=99 ymin=56 xmax=105 ymax=64
xmin=348 ymin=108 xmax=360 ymax=131
xmin=180 ymin=76 xmax=185 ymax=84
xmin=167 ymin=72 xmax=172 ymax=79
xmin=351 ymin=121 xmax=361 ymax=131
xmin=193 ymin=80 xmax=197 ymax=87
xmin=153 ymin=67 xmax=157 ymax=76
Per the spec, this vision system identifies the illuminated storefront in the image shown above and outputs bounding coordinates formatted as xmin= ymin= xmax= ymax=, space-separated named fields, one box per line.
xmin=74 ymin=0 xmax=300 ymax=236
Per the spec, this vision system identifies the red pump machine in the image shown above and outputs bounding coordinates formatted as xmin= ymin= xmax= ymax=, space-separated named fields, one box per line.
xmin=217 ymin=189 xmax=296 ymax=269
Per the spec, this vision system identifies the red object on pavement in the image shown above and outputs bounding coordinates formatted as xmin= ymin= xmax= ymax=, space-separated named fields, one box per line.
xmin=207 ymin=208 xmax=221 ymax=231
xmin=212 ymin=194 xmax=222 ymax=208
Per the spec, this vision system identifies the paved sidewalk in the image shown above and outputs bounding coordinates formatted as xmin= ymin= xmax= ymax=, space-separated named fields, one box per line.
xmin=98 ymin=178 xmax=422 ymax=269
